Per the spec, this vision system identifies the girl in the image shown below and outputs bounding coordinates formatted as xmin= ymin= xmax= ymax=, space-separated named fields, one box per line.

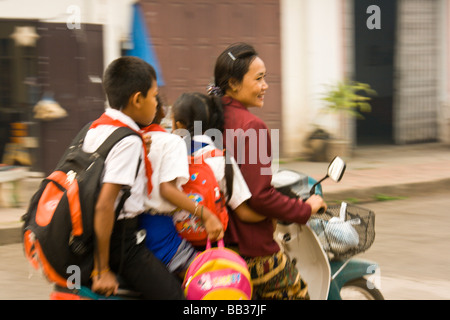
xmin=171 ymin=92 xmax=265 ymax=226
xmin=210 ymin=42 xmax=327 ymax=299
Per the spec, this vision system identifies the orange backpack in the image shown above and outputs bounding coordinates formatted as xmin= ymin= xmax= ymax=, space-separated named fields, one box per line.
xmin=22 ymin=124 xmax=139 ymax=288
xmin=173 ymin=148 xmax=228 ymax=247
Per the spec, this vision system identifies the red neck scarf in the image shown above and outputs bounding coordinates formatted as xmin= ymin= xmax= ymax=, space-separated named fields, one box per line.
xmin=140 ymin=123 xmax=167 ymax=133
xmin=90 ymin=113 xmax=153 ymax=195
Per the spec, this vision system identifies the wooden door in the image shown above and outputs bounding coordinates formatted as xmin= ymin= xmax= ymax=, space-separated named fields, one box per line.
xmin=37 ymin=23 xmax=105 ymax=174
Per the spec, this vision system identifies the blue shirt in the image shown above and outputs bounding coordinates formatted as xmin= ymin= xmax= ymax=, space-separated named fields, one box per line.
xmin=139 ymin=214 xmax=182 ymax=265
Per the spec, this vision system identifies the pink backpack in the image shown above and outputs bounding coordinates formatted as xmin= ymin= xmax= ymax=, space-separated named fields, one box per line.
xmin=183 ymin=240 xmax=252 ymax=300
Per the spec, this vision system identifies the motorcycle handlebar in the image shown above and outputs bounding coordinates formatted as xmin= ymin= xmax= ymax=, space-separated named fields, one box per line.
xmin=316 ymin=207 xmax=326 ymax=214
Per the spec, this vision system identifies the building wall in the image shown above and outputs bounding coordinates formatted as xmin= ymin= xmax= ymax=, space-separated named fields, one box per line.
xmin=441 ymin=0 xmax=450 ymax=144
xmin=0 ymin=0 xmax=111 ymax=173
xmin=140 ymin=0 xmax=283 ymax=136
xmin=5 ymin=0 xmax=446 ymax=162
xmin=0 ymin=0 xmax=135 ymax=69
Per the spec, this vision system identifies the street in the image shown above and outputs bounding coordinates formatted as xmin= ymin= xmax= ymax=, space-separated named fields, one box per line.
xmin=0 ymin=242 xmax=53 ymax=299
xmin=357 ymin=190 xmax=450 ymax=300
xmin=0 ymin=191 xmax=449 ymax=300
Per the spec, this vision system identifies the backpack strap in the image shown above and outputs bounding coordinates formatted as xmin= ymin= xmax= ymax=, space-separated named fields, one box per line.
xmin=202 ymin=148 xmax=234 ymax=204
xmin=55 ymin=122 xmax=93 ymax=169
xmin=190 ymin=143 xmax=235 ymax=205
xmin=95 ymin=127 xmax=139 ymax=159
xmin=223 ymin=150 xmax=234 ymax=204
xmin=93 ymin=127 xmax=141 ymax=216
xmin=70 ymin=122 xmax=93 ymax=147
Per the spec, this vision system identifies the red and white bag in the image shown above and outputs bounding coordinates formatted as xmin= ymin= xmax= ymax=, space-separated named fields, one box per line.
xmin=174 ymin=149 xmax=228 ymax=247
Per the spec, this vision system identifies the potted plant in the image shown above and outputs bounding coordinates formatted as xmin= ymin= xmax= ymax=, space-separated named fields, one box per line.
xmin=320 ymin=80 xmax=376 ymax=160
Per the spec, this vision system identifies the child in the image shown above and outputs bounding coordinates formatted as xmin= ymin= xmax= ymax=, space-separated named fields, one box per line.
xmin=83 ymin=56 xmax=184 ymax=299
xmin=139 ymin=96 xmax=224 ymax=276
xmin=170 ymin=92 xmax=264 ymax=225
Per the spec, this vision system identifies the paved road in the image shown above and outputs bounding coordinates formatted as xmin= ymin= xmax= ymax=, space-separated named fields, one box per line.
xmin=358 ymin=191 xmax=450 ymax=300
xmin=0 ymin=243 xmax=52 ymax=299
xmin=1 ymin=191 xmax=449 ymax=300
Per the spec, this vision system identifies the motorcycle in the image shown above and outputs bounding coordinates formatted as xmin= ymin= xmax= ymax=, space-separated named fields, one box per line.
xmin=51 ymin=156 xmax=383 ymax=300
xmin=272 ymin=157 xmax=384 ymax=300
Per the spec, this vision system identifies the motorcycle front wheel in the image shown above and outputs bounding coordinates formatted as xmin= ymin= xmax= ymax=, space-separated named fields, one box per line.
xmin=340 ymin=278 xmax=384 ymax=300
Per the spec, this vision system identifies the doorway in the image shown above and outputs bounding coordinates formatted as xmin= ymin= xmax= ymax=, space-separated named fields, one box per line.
xmin=353 ymin=0 xmax=397 ymax=145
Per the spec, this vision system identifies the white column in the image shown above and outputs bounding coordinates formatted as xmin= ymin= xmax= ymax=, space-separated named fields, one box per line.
xmin=280 ymin=0 xmax=309 ymax=158
xmin=280 ymin=0 xmax=344 ymax=157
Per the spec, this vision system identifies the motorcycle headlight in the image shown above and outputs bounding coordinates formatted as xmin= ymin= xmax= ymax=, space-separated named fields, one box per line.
xmin=272 ymin=169 xmax=320 ymax=199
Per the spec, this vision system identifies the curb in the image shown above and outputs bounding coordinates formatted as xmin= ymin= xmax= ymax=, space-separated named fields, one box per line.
xmin=0 ymin=226 xmax=22 ymax=246
xmin=324 ymin=177 xmax=450 ymax=204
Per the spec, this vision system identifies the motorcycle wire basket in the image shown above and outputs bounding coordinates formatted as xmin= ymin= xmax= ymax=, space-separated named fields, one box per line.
xmin=308 ymin=204 xmax=375 ymax=260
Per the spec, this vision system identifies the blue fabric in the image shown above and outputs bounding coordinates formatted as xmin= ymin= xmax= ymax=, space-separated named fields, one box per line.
xmin=139 ymin=214 xmax=182 ymax=265
xmin=190 ymin=141 xmax=209 ymax=154
xmin=125 ymin=3 xmax=164 ymax=86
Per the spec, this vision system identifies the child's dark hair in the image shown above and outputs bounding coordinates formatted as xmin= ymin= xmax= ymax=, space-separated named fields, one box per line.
xmin=213 ymin=43 xmax=258 ymax=96
xmin=103 ymin=56 xmax=157 ymax=110
xmin=172 ymin=92 xmax=225 ymax=136
xmin=151 ymin=94 xmax=165 ymax=125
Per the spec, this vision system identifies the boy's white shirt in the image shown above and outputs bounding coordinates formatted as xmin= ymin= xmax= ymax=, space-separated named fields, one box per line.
xmin=191 ymin=135 xmax=252 ymax=210
xmin=144 ymin=130 xmax=190 ymax=213
xmin=82 ymin=108 xmax=147 ymax=219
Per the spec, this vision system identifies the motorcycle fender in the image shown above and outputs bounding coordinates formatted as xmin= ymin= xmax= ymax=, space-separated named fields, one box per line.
xmin=275 ymin=223 xmax=331 ymax=300
xmin=328 ymin=258 xmax=379 ymax=300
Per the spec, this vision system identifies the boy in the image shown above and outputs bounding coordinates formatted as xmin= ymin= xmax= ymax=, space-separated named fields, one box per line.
xmin=83 ymin=56 xmax=184 ymax=299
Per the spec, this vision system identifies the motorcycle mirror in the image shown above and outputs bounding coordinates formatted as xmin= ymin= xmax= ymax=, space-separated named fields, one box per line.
xmin=327 ymin=156 xmax=346 ymax=182
xmin=309 ymin=156 xmax=347 ymax=196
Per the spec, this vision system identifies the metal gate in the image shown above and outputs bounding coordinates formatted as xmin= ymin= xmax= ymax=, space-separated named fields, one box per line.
xmin=393 ymin=0 xmax=440 ymax=143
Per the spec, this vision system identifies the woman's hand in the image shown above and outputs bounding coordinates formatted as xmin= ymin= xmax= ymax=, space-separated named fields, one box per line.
xmin=305 ymin=194 xmax=327 ymax=215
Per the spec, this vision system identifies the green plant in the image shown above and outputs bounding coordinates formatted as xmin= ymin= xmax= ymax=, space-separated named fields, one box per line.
xmin=321 ymin=80 xmax=377 ymax=119
xmin=374 ymin=194 xmax=408 ymax=202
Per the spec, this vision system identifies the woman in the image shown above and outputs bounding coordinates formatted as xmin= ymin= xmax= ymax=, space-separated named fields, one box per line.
xmin=209 ymin=43 xmax=327 ymax=299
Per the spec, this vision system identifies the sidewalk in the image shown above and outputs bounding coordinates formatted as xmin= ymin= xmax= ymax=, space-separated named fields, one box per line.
xmin=1 ymin=142 xmax=449 ymax=245
xmin=282 ymin=142 xmax=450 ymax=203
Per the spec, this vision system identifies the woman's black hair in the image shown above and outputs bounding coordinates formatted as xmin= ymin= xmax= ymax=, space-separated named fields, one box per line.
xmin=213 ymin=42 xmax=258 ymax=96
xmin=172 ymin=92 xmax=233 ymax=203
